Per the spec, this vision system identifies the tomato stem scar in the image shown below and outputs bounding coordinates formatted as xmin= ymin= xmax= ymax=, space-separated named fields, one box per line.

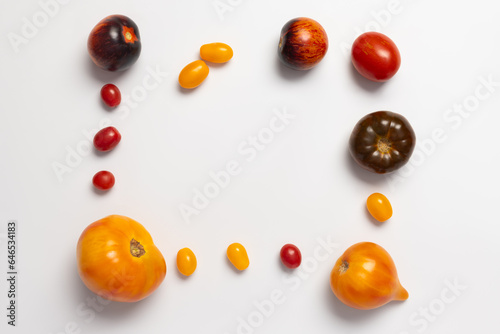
xmin=130 ymin=238 xmax=146 ymax=257
xmin=122 ymin=26 xmax=138 ymax=44
xmin=377 ymin=138 xmax=392 ymax=154
xmin=339 ymin=260 xmax=349 ymax=273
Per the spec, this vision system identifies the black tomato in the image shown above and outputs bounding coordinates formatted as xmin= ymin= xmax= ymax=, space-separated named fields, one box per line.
xmin=88 ymin=15 xmax=141 ymax=72
xmin=349 ymin=111 xmax=416 ymax=174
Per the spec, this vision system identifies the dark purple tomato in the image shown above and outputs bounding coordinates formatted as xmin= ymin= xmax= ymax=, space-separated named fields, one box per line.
xmin=278 ymin=17 xmax=328 ymax=70
xmin=349 ymin=111 xmax=416 ymax=174
xmin=280 ymin=244 xmax=302 ymax=269
xmin=93 ymin=126 xmax=121 ymax=152
xmin=92 ymin=171 xmax=115 ymax=190
xmin=100 ymin=84 xmax=121 ymax=107
xmin=88 ymin=15 xmax=141 ymax=72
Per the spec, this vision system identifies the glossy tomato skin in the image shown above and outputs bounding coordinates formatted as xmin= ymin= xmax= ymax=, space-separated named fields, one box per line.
xmin=100 ymin=84 xmax=121 ymax=107
xmin=88 ymin=15 xmax=141 ymax=72
xmin=278 ymin=17 xmax=328 ymax=70
xmin=178 ymin=60 xmax=209 ymax=89
xmin=77 ymin=215 xmax=166 ymax=302
xmin=349 ymin=111 xmax=415 ymax=174
xmin=280 ymin=244 xmax=302 ymax=269
xmin=351 ymin=32 xmax=401 ymax=82
xmin=366 ymin=193 xmax=392 ymax=222
xmin=330 ymin=242 xmax=408 ymax=310
xmin=227 ymin=243 xmax=249 ymax=271
xmin=92 ymin=170 xmax=115 ymax=190
xmin=177 ymin=248 xmax=197 ymax=276
xmin=200 ymin=43 xmax=233 ymax=63
xmin=93 ymin=126 xmax=121 ymax=152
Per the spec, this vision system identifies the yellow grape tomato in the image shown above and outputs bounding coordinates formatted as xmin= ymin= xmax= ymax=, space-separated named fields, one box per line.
xmin=366 ymin=193 xmax=393 ymax=222
xmin=200 ymin=43 xmax=233 ymax=63
xmin=227 ymin=243 xmax=249 ymax=271
xmin=178 ymin=60 xmax=209 ymax=89
xmin=176 ymin=247 xmax=197 ymax=276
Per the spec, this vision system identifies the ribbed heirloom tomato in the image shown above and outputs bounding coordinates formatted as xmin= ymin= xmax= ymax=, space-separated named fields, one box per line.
xmin=77 ymin=215 xmax=166 ymax=302
xmin=330 ymin=242 xmax=408 ymax=310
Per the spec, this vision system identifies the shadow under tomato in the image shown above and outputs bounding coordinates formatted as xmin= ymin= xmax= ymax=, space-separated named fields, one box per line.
xmin=344 ymin=148 xmax=387 ymax=186
xmin=99 ymin=98 xmax=118 ymax=112
xmin=91 ymin=183 xmax=112 ymax=196
xmin=275 ymin=56 xmax=314 ymax=81
xmin=86 ymin=57 xmax=133 ymax=83
xmin=177 ymin=84 xmax=201 ymax=95
xmin=349 ymin=61 xmax=386 ymax=93
xmin=324 ymin=279 xmax=405 ymax=322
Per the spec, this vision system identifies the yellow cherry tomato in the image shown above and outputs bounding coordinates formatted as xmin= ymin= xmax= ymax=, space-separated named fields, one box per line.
xmin=176 ymin=248 xmax=197 ymax=276
xmin=178 ymin=60 xmax=209 ymax=89
xmin=227 ymin=243 xmax=249 ymax=271
xmin=200 ymin=43 xmax=233 ymax=63
xmin=366 ymin=193 xmax=393 ymax=222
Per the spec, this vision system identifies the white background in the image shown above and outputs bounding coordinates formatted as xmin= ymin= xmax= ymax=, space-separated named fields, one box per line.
xmin=1 ymin=0 xmax=500 ymax=333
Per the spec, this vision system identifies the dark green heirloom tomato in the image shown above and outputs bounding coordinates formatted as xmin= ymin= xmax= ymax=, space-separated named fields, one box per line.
xmin=349 ymin=111 xmax=416 ymax=174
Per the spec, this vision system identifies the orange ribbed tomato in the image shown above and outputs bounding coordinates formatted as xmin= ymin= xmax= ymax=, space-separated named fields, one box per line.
xmin=77 ymin=215 xmax=166 ymax=302
xmin=330 ymin=242 xmax=408 ymax=310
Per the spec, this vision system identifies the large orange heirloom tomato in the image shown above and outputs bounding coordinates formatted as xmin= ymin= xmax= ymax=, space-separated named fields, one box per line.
xmin=77 ymin=215 xmax=166 ymax=302
xmin=330 ymin=242 xmax=408 ymax=310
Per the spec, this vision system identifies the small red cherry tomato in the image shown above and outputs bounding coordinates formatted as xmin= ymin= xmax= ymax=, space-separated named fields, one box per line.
xmin=351 ymin=32 xmax=401 ymax=82
xmin=100 ymin=84 xmax=121 ymax=107
xmin=92 ymin=171 xmax=115 ymax=190
xmin=93 ymin=126 xmax=121 ymax=152
xmin=280 ymin=244 xmax=301 ymax=269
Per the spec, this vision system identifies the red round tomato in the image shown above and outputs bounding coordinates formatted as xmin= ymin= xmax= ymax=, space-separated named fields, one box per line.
xmin=280 ymin=244 xmax=301 ymax=269
xmin=100 ymin=84 xmax=121 ymax=107
xmin=351 ymin=32 xmax=401 ymax=82
xmin=92 ymin=171 xmax=115 ymax=190
xmin=93 ymin=126 xmax=121 ymax=152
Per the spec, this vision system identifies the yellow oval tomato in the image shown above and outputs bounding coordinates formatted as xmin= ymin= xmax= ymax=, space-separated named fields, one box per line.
xmin=178 ymin=60 xmax=209 ymax=89
xmin=77 ymin=215 xmax=166 ymax=302
xmin=227 ymin=243 xmax=249 ymax=271
xmin=366 ymin=193 xmax=393 ymax=222
xmin=200 ymin=43 xmax=233 ymax=63
xmin=330 ymin=242 xmax=408 ymax=310
xmin=177 ymin=247 xmax=197 ymax=276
